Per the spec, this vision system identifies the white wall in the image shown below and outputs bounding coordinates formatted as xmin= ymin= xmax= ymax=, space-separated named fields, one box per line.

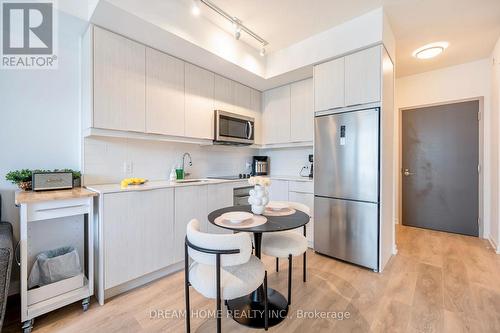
xmin=83 ymin=137 xmax=257 ymax=185
xmin=396 ymin=59 xmax=493 ymax=240
xmin=490 ymin=37 xmax=500 ymax=252
xmin=0 ymin=12 xmax=88 ymax=240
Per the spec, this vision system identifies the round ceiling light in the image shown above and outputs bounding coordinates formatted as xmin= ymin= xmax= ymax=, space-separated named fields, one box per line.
xmin=412 ymin=42 xmax=449 ymax=59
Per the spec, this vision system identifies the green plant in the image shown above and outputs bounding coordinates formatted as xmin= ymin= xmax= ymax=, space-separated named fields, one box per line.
xmin=5 ymin=168 xmax=82 ymax=185
xmin=5 ymin=169 xmax=33 ymax=185
xmin=58 ymin=169 xmax=81 ymax=180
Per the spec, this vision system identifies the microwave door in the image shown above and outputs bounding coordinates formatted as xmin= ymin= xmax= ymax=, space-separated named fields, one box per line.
xmin=215 ymin=110 xmax=254 ymax=144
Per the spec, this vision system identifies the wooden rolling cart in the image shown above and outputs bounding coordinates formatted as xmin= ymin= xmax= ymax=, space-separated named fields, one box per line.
xmin=15 ymin=188 xmax=97 ymax=333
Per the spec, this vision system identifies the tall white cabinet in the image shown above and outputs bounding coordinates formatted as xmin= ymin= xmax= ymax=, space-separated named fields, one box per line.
xmin=312 ymin=44 xmax=395 ymax=272
xmin=145 ymin=48 xmax=185 ymax=136
xmin=93 ymin=26 xmax=146 ymax=132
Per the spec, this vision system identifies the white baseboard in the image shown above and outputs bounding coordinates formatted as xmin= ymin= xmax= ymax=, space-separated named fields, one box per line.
xmin=489 ymin=237 xmax=500 ymax=254
xmin=104 ymin=262 xmax=184 ymax=301
xmin=392 ymin=243 xmax=398 ymax=255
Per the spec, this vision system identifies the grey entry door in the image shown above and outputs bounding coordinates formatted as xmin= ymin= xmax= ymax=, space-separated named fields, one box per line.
xmin=402 ymin=100 xmax=479 ymax=236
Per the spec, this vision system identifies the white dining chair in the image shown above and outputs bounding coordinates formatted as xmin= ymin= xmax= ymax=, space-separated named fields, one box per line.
xmin=184 ymin=219 xmax=268 ymax=333
xmin=260 ymin=201 xmax=309 ymax=305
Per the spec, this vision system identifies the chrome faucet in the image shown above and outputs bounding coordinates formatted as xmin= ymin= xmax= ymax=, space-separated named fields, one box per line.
xmin=182 ymin=152 xmax=192 ymax=177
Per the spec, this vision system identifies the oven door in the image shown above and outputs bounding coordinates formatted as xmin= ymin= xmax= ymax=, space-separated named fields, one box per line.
xmin=214 ymin=110 xmax=254 ymax=145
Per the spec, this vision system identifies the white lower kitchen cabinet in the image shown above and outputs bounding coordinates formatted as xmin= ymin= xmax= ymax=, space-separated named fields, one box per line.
xmin=103 ymin=188 xmax=174 ymax=289
xmin=206 ymin=183 xmax=234 ymax=234
xmin=268 ymin=180 xmax=289 ymax=201
xmin=174 ymin=185 xmax=208 ymax=262
xmin=289 ymin=191 xmax=314 ymax=246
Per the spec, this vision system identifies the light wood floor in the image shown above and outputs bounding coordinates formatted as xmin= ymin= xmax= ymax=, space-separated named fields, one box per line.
xmin=4 ymin=225 xmax=500 ymax=332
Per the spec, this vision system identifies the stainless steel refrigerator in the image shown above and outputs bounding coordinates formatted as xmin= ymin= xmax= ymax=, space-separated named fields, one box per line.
xmin=314 ymin=107 xmax=380 ymax=271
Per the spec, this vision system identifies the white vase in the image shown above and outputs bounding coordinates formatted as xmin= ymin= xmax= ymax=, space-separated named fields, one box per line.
xmin=248 ymin=184 xmax=269 ymax=215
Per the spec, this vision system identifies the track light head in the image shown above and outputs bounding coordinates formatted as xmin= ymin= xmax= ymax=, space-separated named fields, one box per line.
xmin=260 ymin=45 xmax=266 ymax=57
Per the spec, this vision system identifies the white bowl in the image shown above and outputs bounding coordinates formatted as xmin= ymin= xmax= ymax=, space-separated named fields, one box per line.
xmin=267 ymin=202 xmax=289 ymax=211
xmin=220 ymin=212 xmax=253 ymax=224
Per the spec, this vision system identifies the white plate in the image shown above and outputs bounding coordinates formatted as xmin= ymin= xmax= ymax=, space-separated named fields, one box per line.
xmin=220 ymin=212 xmax=253 ymax=224
xmin=266 ymin=202 xmax=289 ymax=211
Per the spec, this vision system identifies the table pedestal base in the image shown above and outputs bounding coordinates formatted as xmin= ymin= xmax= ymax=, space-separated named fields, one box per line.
xmin=226 ymin=288 xmax=289 ymax=328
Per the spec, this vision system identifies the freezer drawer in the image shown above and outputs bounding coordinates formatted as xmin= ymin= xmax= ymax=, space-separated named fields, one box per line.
xmin=314 ymin=196 xmax=378 ymax=270
xmin=314 ymin=108 xmax=379 ymax=202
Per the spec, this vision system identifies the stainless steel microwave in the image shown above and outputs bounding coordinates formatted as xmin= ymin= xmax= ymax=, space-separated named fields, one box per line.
xmin=214 ymin=110 xmax=254 ymax=145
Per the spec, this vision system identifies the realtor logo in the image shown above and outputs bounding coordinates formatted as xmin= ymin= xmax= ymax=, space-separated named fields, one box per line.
xmin=1 ymin=0 xmax=57 ymax=69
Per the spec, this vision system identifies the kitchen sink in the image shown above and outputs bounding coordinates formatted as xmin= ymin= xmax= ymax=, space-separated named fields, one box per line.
xmin=175 ymin=179 xmax=211 ymax=183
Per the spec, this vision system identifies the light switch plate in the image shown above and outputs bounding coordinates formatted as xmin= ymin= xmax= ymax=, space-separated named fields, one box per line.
xmin=123 ymin=161 xmax=133 ymax=175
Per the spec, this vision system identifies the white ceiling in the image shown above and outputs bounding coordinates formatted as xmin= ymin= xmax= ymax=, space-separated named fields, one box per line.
xmin=100 ymin=0 xmax=500 ymax=78
xmin=207 ymin=0 xmax=500 ymax=77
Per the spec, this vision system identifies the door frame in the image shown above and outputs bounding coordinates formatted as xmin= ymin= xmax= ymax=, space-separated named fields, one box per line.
xmin=397 ymin=97 xmax=484 ymax=238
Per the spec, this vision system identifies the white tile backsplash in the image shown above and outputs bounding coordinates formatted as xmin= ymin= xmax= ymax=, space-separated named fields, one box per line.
xmin=83 ymin=137 xmax=257 ymax=185
xmin=260 ymin=147 xmax=313 ymax=177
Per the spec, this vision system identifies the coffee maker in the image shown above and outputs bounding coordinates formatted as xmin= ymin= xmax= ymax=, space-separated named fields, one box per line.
xmin=252 ymin=156 xmax=269 ymax=176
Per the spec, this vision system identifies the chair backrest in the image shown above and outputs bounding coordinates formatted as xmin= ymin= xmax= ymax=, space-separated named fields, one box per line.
xmin=186 ymin=219 xmax=252 ymax=267
xmin=269 ymin=201 xmax=311 ymax=216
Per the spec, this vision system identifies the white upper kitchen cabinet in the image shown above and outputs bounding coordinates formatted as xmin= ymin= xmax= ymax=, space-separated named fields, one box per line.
xmin=145 ymin=47 xmax=185 ymax=136
xmin=233 ymin=82 xmax=252 ymax=114
xmin=214 ymin=74 xmax=235 ymax=112
xmin=185 ymin=63 xmax=215 ymax=139
xmin=313 ymin=57 xmax=345 ymax=112
xmin=345 ymin=45 xmax=381 ymax=106
xmin=262 ymin=85 xmax=291 ymax=144
xmin=290 ymin=78 xmax=314 ymax=142
xmin=174 ymin=185 xmax=208 ymax=263
xmin=93 ymin=26 xmax=146 ymax=132
xmin=103 ymin=188 xmax=174 ymax=289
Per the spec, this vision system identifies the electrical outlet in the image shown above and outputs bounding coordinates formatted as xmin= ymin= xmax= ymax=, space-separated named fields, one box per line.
xmin=123 ymin=161 xmax=133 ymax=175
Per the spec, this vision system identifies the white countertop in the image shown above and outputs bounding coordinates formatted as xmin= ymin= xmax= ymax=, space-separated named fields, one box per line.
xmin=86 ymin=175 xmax=312 ymax=194
xmin=269 ymin=175 xmax=313 ymax=182
xmin=86 ymin=178 xmax=249 ymax=194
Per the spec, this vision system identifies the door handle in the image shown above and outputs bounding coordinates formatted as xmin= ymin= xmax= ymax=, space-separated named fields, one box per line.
xmin=246 ymin=121 xmax=253 ymax=140
xmin=403 ymin=168 xmax=415 ymax=176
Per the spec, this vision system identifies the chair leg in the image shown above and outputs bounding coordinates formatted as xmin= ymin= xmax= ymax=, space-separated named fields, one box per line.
xmin=264 ymin=271 xmax=269 ymax=331
xmin=276 ymin=257 xmax=279 ymax=272
xmin=303 ymin=251 xmax=307 ymax=282
xmin=184 ymin=242 xmax=191 ymax=333
xmin=185 ymin=280 xmax=190 ymax=333
xmin=288 ymin=254 xmax=292 ymax=305
xmin=216 ymin=254 xmax=222 ymax=333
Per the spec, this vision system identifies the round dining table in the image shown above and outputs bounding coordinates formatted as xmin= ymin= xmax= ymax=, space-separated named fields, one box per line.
xmin=208 ymin=204 xmax=310 ymax=329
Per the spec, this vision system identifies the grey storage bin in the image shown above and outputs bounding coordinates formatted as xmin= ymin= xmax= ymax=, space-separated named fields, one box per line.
xmin=28 ymin=246 xmax=81 ymax=289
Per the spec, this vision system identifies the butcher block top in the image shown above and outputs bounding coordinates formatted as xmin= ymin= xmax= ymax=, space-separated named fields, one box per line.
xmin=15 ymin=188 xmax=97 ymax=205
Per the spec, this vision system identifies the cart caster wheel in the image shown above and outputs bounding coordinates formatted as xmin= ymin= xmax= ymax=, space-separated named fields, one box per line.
xmin=82 ymin=297 xmax=90 ymax=312
xmin=22 ymin=319 xmax=34 ymax=333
